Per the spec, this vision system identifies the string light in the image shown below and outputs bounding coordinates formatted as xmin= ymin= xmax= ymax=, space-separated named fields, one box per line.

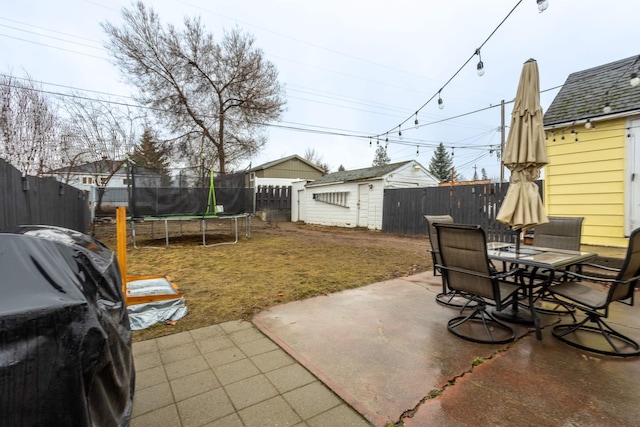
xmin=584 ymin=119 xmax=592 ymax=129
xmin=374 ymin=0 xmax=525 ymax=142
xmin=631 ymin=70 xmax=640 ymax=87
xmin=414 ymin=112 xmax=419 ymax=128
xmin=398 ymin=125 xmax=403 ymax=140
xmin=537 ymin=0 xmax=549 ymax=12
xmin=603 ymin=102 xmax=612 ymax=114
xmin=475 ymin=49 xmax=485 ymax=77
xmin=416 ymin=145 xmax=420 ymax=156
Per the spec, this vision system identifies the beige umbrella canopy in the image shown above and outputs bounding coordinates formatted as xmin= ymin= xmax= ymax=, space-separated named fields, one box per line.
xmin=497 ymin=58 xmax=549 ymax=232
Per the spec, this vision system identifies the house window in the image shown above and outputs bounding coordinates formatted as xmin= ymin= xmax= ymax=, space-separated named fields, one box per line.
xmin=249 ymin=172 xmax=255 ymax=181
xmin=312 ymin=191 xmax=349 ymax=207
xmin=123 ymin=178 xmax=130 ymax=185
xmin=81 ymin=176 xmax=94 ymax=185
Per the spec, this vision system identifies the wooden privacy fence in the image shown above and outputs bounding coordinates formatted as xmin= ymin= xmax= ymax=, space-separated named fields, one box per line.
xmin=382 ymin=181 xmax=545 ymax=242
xmin=0 ymin=158 xmax=91 ymax=232
xmin=255 ymin=185 xmax=291 ymax=211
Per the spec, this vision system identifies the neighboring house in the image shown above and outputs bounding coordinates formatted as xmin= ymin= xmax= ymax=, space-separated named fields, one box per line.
xmin=48 ymin=159 xmax=163 ymax=192
xmin=48 ymin=159 xmax=128 ymax=192
xmin=47 ymin=160 xmax=165 ymax=219
xmin=543 ymin=54 xmax=640 ymax=247
xmin=245 ymin=154 xmax=326 ymax=188
xmin=293 ymin=160 xmax=439 ymax=230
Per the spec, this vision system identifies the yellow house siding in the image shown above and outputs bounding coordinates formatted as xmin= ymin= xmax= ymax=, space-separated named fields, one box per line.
xmin=544 ymin=118 xmax=628 ymax=247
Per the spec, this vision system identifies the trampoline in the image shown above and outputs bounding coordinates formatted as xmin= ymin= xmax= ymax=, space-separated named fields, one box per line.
xmin=129 ymin=213 xmax=251 ymax=248
xmin=126 ymin=165 xmax=251 ymax=248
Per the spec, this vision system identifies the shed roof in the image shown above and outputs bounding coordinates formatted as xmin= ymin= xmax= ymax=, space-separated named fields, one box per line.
xmin=544 ymin=54 xmax=640 ymax=127
xmin=307 ymin=161 xmax=412 ymax=186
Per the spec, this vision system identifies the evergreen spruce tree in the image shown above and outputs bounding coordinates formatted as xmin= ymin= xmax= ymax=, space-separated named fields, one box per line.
xmin=428 ymin=142 xmax=453 ymax=182
xmin=372 ymin=145 xmax=391 ymax=166
xmin=338 ymin=164 xmax=345 ymax=171
xmin=481 ymin=167 xmax=488 ymax=180
xmin=130 ymin=128 xmax=171 ymax=185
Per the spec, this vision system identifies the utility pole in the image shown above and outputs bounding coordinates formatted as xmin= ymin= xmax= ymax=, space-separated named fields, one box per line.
xmin=500 ymin=99 xmax=505 ymax=183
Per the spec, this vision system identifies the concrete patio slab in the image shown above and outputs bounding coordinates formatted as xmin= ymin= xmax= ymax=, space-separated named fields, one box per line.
xmin=253 ymin=271 xmax=640 ymax=426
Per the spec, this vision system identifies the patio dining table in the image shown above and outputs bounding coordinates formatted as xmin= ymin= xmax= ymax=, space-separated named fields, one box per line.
xmin=486 ymin=242 xmax=597 ymax=340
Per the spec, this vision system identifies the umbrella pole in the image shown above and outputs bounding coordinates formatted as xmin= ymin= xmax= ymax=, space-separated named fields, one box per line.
xmin=515 ymin=229 xmax=521 ymax=253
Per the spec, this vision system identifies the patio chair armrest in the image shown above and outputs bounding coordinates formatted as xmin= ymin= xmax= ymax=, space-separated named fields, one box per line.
xmin=436 ymin=264 xmax=521 ymax=281
xmin=577 ymin=262 xmax=620 ymax=273
xmin=563 ymin=270 xmax=640 ymax=285
xmin=495 ymin=267 xmax=522 ymax=280
xmin=436 ymin=264 xmax=490 ymax=280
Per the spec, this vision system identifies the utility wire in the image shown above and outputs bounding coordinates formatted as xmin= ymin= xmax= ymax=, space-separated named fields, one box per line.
xmin=0 ymin=77 xmax=581 ymax=153
xmin=377 ymin=0 xmax=524 ymax=138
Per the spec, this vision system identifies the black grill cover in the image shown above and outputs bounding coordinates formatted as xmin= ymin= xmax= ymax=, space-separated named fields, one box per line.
xmin=0 ymin=226 xmax=135 ymax=426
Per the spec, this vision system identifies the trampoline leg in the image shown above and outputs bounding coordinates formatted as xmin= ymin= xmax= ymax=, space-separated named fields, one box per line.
xmin=163 ymin=219 xmax=169 ymax=249
xmin=131 ymin=221 xmax=138 ymax=249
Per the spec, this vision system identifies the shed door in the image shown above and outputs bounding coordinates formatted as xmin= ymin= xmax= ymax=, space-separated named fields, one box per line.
xmin=297 ymin=189 xmax=306 ymax=221
xmin=628 ymin=119 xmax=640 ymax=235
xmin=357 ymin=184 xmax=370 ymax=227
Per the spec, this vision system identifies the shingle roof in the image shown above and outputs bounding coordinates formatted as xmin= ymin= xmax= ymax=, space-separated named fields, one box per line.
xmin=307 ymin=161 xmax=411 ymax=186
xmin=49 ymin=159 xmax=125 ymax=174
xmin=544 ymin=54 xmax=640 ymax=127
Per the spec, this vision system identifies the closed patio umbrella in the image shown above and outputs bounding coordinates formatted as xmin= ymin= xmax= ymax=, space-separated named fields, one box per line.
xmin=497 ymin=58 xmax=549 ymax=248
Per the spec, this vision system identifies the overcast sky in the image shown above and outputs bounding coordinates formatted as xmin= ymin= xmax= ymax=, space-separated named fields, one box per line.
xmin=2 ymin=0 xmax=639 ymax=179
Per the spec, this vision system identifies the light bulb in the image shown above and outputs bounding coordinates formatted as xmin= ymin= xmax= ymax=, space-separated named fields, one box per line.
xmin=603 ymin=103 xmax=612 ymax=114
xmin=438 ymin=96 xmax=444 ymax=110
xmin=477 ymin=61 xmax=485 ymax=76
xmin=537 ymin=0 xmax=548 ymax=12
xmin=631 ymin=72 xmax=640 ymax=87
xmin=584 ymin=120 xmax=592 ymax=129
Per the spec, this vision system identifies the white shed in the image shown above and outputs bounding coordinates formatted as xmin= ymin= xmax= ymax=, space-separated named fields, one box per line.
xmin=298 ymin=160 xmax=438 ymax=230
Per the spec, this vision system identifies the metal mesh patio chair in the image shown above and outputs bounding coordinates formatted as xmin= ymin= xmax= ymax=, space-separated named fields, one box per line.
xmin=530 ymin=216 xmax=584 ymax=313
xmin=435 ymin=223 xmax=523 ymax=344
xmin=425 ymin=215 xmax=453 ymax=277
xmin=425 ymin=215 xmax=470 ymax=308
xmin=532 ymin=216 xmax=584 ymax=251
xmin=548 ymin=227 xmax=640 ymax=357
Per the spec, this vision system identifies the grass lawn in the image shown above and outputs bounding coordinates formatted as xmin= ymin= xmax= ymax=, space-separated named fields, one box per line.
xmin=92 ymin=219 xmax=432 ymax=342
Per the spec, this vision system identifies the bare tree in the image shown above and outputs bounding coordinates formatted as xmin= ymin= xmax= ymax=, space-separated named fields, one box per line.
xmin=0 ymin=72 xmax=57 ymax=176
xmin=60 ymin=94 xmax=141 ymax=211
xmin=102 ymin=1 xmax=286 ymax=174
xmin=372 ymin=145 xmax=390 ymax=166
xmin=304 ymin=148 xmax=329 ymax=173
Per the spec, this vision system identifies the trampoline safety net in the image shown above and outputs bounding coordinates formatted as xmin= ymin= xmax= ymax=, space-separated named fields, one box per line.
xmin=127 ymin=165 xmax=250 ymax=218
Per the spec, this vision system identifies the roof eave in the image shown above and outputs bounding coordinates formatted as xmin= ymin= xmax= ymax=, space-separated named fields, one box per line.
xmin=544 ymin=108 xmax=640 ymax=129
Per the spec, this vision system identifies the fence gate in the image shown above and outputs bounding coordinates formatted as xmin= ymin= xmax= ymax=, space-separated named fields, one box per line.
xmin=255 ymin=185 xmax=291 ymax=211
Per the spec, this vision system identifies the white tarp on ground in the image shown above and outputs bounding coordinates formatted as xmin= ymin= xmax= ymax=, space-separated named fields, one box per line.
xmin=126 ymin=277 xmax=187 ymax=330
